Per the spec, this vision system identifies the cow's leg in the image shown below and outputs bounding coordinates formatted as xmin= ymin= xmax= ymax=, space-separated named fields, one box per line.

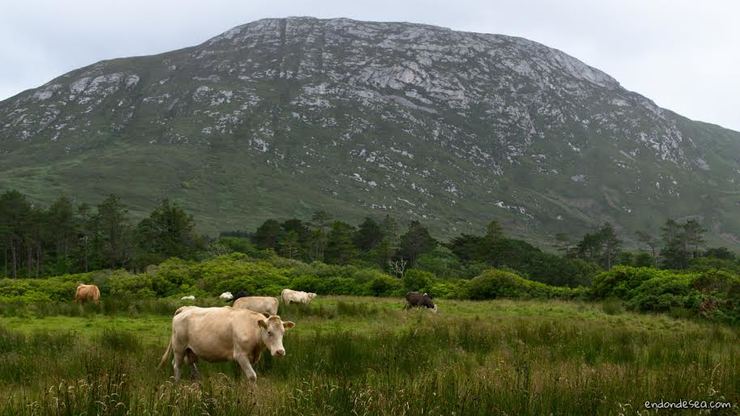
xmin=185 ymin=349 xmax=200 ymax=380
xmin=234 ymin=354 xmax=257 ymax=382
xmin=172 ymin=350 xmax=185 ymax=382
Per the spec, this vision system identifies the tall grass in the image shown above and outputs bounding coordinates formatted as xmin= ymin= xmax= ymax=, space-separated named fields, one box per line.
xmin=0 ymin=298 xmax=222 ymax=318
xmin=0 ymin=300 xmax=737 ymax=415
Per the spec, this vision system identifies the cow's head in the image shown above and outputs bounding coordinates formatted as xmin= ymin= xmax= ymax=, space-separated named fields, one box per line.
xmin=258 ymin=315 xmax=295 ymax=357
xmin=423 ymin=294 xmax=438 ymax=313
xmin=308 ymin=293 xmax=317 ymax=301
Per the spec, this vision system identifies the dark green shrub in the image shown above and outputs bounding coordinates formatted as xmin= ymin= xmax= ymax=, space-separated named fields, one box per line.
xmin=366 ymin=274 xmax=403 ymax=297
xmin=591 ymin=266 xmax=670 ymax=299
xmin=403 ymin=269 xmax=434 ymax=293
xmin=290 ymin=276 xmax=322 ymax=293
xmin=466 ymin=269 xmax=574 ymax=300
xmin=415 ymin=247 xmax=467 ymax=279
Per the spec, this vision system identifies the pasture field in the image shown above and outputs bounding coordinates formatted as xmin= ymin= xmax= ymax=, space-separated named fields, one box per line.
xmin=0 ymin=297 xmax=737 ymax=415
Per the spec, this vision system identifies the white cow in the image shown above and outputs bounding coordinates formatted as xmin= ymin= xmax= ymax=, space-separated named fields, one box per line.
xmin=219 ymin=291 xmax=234 ymax=301
xmin=233 ymin=296 xmax=279 ymax=316
xmin=281 ymin=288 xmax=317 ymax=305
xmin=158 ymin=306 xmax=294 ymax=382
xmin=180 ymin=295 xmax=196 ymax=301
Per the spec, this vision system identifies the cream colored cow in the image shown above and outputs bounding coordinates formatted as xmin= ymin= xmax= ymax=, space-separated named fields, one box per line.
xmin=281 ymin=288 xmax=317 ymax=305
xmin=233 ymin=296 xmax=279 ymax=316
xmin=158 ymin=306 xmax=294 ymax=382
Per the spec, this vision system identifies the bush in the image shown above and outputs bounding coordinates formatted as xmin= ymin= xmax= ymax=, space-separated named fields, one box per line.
xmin=366 ymin=274 xmax=403 ymax=297
xmin=403 ymin=269 xmax=434 ymax=293
xmin=591 ymin=266 xmax=670 ymax=300
xmin=591 ymin=266 xmax=739 ymax=324
xmin=466 ymin=269 xmax=578 ymax=300
xmin=428 ymin=279 xmax=468 ymax=299
xmin=290 ymin=276 xmax=322 ymax=293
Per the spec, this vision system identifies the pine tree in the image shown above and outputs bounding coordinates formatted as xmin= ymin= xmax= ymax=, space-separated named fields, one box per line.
xmin=136 ymin=199 xmax=198 ymax=263
xmin=571 ymin=222 xmax=621 ymax=269
xmin=353 ymin=217 xmax=383 ymax=252
xmin=253 ymin=219 xmax=281 ymax=250
xmin=324 ymin=221 xmax=357 ymax=264
xmin=635 ymin=230 xmax=659 ymax=267
xmin=95 ymin=194 xmax=133 ymax=269
xmin=0 ymin=190 xmax=33 ymax=277
xmin=399 ymin=221 xmax=436 ymax=266
xmin=307 ymin=211 xmax=332 ymax=261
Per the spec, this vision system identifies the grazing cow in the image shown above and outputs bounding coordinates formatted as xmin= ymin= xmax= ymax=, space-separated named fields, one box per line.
xmin=158 ymin=306 xmax=295 ymax=382
xmin=233 ymin=296 xmax=279 ymax=316
xmin=219 ymin=291 xmax=234 ymax=301
xmin=404 ymin=291 xmax=437 ymax=313
xmin=281 ymin=288 xmax=317 ymax=305
xmin=74 ymin=284 xmax=100 ymax=304
xmin=180 ymin=295 xmax=196 ymax=301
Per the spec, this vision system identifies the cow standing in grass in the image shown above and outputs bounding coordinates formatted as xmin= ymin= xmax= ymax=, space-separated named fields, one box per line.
xmin=404 ymin=291 xmax=437 ymax=313
xmin=281 ymin=288 xmax=317 ymax=305
xmin=233 ymin=296 xmax=279 ymax=316
xmin=158 ymin=306 xmax=294 ymax=382
xmin=74 ymin=284 xmax=100 ymax=304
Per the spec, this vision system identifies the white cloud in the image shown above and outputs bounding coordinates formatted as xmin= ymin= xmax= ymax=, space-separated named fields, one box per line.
xmin=1 ymin=0 xmax=738 ymax=130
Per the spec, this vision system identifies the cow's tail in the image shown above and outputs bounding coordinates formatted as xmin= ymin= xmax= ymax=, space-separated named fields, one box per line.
xmin=158 ymin=338 xmax=172 ymax=369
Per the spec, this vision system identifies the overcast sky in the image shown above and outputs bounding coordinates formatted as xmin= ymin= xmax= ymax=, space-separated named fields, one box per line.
xmin=2 ymin=0 xmax=738 ymax=131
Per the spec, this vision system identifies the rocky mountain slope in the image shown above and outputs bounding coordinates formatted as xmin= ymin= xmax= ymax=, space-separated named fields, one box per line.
xmin=1 ymin=17 xmax=739 ymax=247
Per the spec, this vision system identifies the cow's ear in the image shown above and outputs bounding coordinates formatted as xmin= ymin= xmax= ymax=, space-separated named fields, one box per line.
xmin=282 ymin=321 xmax=295 ymax=330
xmin=258 ymin=319 xmax=268 ymax=329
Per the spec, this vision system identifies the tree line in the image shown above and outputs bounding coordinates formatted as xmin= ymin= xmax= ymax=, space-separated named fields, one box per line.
xmin=0 ymin=190 xmax=202 ymax=277
xmin=0 ymin=189 xmax=737 ymax=284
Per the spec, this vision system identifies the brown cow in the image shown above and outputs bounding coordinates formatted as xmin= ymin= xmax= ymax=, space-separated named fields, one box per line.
xmin=74 ymin=284 xmax=101 ymax=304
xmin=404 ymin=291 xmax=437 ymax=312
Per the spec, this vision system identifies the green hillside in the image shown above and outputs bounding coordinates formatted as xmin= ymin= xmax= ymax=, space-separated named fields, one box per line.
xmin=1 ymin=17 xmax=739 ymax=247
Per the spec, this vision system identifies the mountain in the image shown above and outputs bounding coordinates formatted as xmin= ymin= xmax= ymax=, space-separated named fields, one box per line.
xmin=1 ymin=17 xmax=739 ymax=248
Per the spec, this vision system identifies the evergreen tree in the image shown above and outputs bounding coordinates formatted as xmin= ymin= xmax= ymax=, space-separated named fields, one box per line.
xmin=448 ymin=234 xmax=486 ymax=262
xmin=253 ymin=219 xmax=281 ymax=250
xmin=683 ymin=219 xmax=706 ymax=260
xmin=398 ymin=221 xmax=436 ymax=266
xmin=307 ymin=211 xmax=332 ymax=261
xmin=324 ymin=221 xmax=358 ymax=264
xmin=0 ymin=190 xmax=33 ymax=277
xmin=571 ymin=222 xmax=621 ymax=269
xmin=280 ymin=219 xmax=310 ymax=259
xmin=278 ymin=230 xmax=301 ymax=259
xmin=660 ymin=218 xmax=706 ymax=269
xmin=136 ymin=199 xmax=199 ymax=263
xmin=599 ymin=223 xmax=621 ymax=269
xmin=45 ymin=196 xmax=78 ymax=266
xmin=95 ymin=194 xmax=133 ymax=269
xmin=373 ymin=214 xmax=400 ymax=268
xmin=75 ymin=203 xmax=98 ymax=272
xmin=353 ymin=217 xmax=383 ymax=252
xmin=635 ymin=230 xmax=659 ymax=267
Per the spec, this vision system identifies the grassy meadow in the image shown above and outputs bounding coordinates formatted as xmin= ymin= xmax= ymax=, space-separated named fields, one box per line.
xmin=0 ymin=296 xmax=737 ymax=415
